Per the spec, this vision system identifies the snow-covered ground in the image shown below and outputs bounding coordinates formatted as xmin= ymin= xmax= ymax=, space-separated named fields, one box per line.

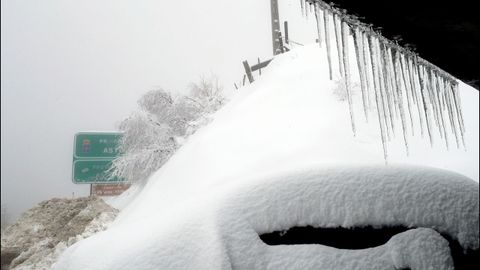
xmin=51 ymin=44 xmax=479 ymax=269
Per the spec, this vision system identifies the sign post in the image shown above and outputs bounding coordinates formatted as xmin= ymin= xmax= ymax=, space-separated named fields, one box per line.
xmin=270 ymin=0 xmax=282 ymax=55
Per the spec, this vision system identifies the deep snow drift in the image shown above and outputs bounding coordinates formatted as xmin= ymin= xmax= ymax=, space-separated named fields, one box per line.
xmin=53 ymin=45 xmax=479 ymax=269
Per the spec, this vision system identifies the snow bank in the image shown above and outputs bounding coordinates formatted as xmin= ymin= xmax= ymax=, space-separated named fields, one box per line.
xmin=1 ymin=197 xmax=118 ymax=270
xmin=55 ymin=44 xmax=478 ymax=269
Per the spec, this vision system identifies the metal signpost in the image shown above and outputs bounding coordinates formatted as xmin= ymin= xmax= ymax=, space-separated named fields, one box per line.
xmin=72 ymin=132 xmax=125 ymax=186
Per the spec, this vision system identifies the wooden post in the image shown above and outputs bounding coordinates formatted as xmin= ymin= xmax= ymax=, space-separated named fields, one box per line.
xmin=278 ymin=33 xmax=285 ymax=53
xmin=270 ymin=0 xmax=281 ymax=55
xmin=251 ymin=59 xmax=273 ymax=72
xmin=258 ymin=57 xmax=262 ymax=75
xmin=242 ymin=74 xmax=246 ymax=86
xmin=284 ymin=21 xmax=289 ymax=45
xmin=243 ymin=60 xmax=254 ymax=83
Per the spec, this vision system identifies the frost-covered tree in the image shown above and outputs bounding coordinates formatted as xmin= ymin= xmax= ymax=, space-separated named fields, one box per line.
xmin=109 ymin=110 xmax=177 ymax=182
xmin=183 ymin=75 xmax=226 ymax=135
xmin=109 ymin=77 xmax=226 ymax=183
xmin=188 ymin=75 xmax=226 ymax=114
xmin=137 ymin=89 xmax=196 ymax=136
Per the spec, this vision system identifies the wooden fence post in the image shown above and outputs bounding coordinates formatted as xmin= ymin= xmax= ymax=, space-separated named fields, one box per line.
xmin=278 ymin=33 xmax=285 ymax=53
xmin=284 ymin=21 xmax=289 ymax=45
xmin=243 ymin=60 xmax=254 ymax=83
xmin=258 ymin=58 xmax=262 ymax=75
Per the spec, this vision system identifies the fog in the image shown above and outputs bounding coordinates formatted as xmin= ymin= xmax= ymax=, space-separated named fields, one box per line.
xmin=1 ymin=0 xmax=319 ymax=223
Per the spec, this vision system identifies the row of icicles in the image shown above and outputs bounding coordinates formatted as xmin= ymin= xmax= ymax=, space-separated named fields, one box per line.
xmin=299 ymin=0 xmax=466 ymax=161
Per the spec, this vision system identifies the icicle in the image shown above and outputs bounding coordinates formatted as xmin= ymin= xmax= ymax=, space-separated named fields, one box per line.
xmin=300 ymin=0 xmax=305 ymax=17
xmin=442 ymin=79 xmax=454 ymax=131
xmin=453 ymin=82 xmax=466 ymax=135
xmin=450 ymin=82 xmax=466 ymax=149
xmin=431 ymin=70 xmax=445 ymax=140
xmin=450 ymin=83 xmax=463 ymax=148
xmin=358 ymin=31 xmax=371 ymax=113
xmin=442 ymin=79 xmax=455 ymax=147
xmin=443 ymin=79 xmax=460 ymax=148
xmin=425 ymin=69 xmax=441 ymax=134
xmin=399 ymin=54 xmax=415 ymax=135
xmin=314 ymin=3 xmax=323 ymax=48
xmin=341 ymin=21 xmax=356 ymax=135
xmin=376 ymin=40 xmax=394 ymax=139
xmin=368 ymin=35 xmax=388 ymax=162
xmin=380 ymin=44 xmax=395 ymax=122
xmin=438 ymin=77 xmax=447 ymax=114
xmin=407 ymin=57 xmax=417 ymax=106
xmin=386 ymin=47 xmax=400 ymax=119
xmin=310 ymin=2 xmax=314 ymax=13
xmin=416 ymin=62 xmax=428 ymax=139
xmin=352 ymin=28 xmax=368 ymax=120
xmin=408 ymin=56 xmax=425 ymax=137
xmin=333 ymin=13 xmax=344 ymax=77
xmin=378 ymin=42 xmax=396 ymax=137
xmin=392 ymin=49 xmax=409 ymax=155
xmin=433 ymin=72 xmax=449 ymax=149
xmin=433 ymin=72 xmax=447 ymax=143
xmin=323 ymin=10 xmax=333 ymax=80
xmin=362 ymin=32 xmax=373 ymax=108
xmin=418 ymin=64 xmax=434 ymax=146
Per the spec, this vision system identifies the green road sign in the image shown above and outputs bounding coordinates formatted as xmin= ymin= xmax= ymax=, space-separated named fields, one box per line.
xmin=74 ymin=132 xmax=122 ymax=159
xmin=73 ymin=132 xmax=124 ymax=184
xmin=72 ymin=159 xmax=125 ymax=184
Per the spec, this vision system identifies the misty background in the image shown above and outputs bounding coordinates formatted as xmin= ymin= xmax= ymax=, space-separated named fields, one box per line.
xmin=1 ymin=0 xmax=318 ymax=222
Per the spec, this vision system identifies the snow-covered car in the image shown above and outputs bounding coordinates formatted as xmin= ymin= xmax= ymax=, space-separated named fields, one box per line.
xmin=54 ymin=165 xmax=478 ymax=270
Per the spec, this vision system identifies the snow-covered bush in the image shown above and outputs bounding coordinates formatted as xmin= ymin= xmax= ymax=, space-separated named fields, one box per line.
xmin=188 ymin=75 xmax=226 ymax=114
xmin=181 ymin=76 xmax=227 ymax=136
xmin=109 ymin=78 xmax=226 ymax=183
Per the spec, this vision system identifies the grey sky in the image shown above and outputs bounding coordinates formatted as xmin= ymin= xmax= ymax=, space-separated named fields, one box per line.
xmin=2 ymin=0 xmax=317 ymax=222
